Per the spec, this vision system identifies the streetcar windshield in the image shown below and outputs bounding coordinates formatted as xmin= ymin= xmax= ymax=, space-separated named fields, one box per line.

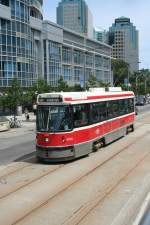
xmin=37 ymin=105 xmax=73 ymax=132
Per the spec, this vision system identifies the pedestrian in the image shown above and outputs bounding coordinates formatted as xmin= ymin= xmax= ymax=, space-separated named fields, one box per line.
xmin=26 ymin=113 xmax=30 ymax=121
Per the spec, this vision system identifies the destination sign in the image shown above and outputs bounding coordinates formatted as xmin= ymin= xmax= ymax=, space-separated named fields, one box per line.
xmin=38 ymin=97 xmax=63 ymax=103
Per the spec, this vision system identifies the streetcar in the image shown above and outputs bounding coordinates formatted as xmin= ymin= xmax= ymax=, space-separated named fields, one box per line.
xmin=36 ymin=87 xmax=135 ymax=162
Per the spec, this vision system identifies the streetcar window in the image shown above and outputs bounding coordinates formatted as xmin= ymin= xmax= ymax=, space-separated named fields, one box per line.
xmin=90 ymin=103 xmax=99 ymax=123
xmin=128 ymin=98 xmax=134 ymax=113
xmin=37 ymin=105 xmax=73 ymax=132
xmin=118 ymin=98 xmax=134 ymax=116
xmin=119 ymin=99 xmax=126 ymax=115
xmin=112 ymin=100 xmax=119 ymax=117
xmin=99 ymin=102 xmax=107 ymax=121
xmin=107 ymin=101 xmax=113 ymax=119
xmin=73 ymin=104 xmax=89 ymax=127
xmin=124 ymin=99 xmax=128 ymax=114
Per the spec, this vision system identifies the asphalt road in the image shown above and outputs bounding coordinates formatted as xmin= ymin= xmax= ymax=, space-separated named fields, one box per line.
xmin=0 ymin=133 xmax=35 ymax=165
xmin=137 ymin=104 xmax=150 ymax=115
xmin=0 ymin=104 xmax=149 ymax=166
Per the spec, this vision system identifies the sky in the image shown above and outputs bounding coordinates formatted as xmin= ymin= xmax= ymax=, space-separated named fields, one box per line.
xmin=43 ymin=0 xmax=150 ymax=69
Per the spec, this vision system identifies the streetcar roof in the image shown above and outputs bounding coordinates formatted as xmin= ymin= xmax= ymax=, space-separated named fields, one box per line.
xmin=37 ymin=89 xmax=134 ymax=104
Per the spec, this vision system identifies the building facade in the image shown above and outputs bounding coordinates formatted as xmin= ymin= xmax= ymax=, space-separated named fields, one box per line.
xmin=0 ymin=0 xmax=43 ymax=87
xmin=43 ymin=21 xmax=112 ymax=87
xmin=109 ymin=17 xmax=139 ymax=72
xmin=57 ymin=0 xmax=93 ymax=38
xmin=0 ymin=0 xmax=112 ymax=88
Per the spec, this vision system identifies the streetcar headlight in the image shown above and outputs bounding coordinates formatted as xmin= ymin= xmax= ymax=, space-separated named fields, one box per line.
xmin=44 ymin=138 xmax=49 ymax=142
xmin=62 ymin=136 xmax=66 ymax=143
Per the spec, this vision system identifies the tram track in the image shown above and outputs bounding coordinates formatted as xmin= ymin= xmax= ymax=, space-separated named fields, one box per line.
xmin=62 ymin=152 xmax=150 ymax=225
xmin=0 ymin=127 xmax=148 ymax=225
xmin=78 ymin=154 xmax=150 ymax=225
xmin=0 ymin=162 xmax=32 ymax=181
xmin=14 ymin=131 xmax=150 ymax=225
xmin=0 ymin=163 xmax=64 ymax=200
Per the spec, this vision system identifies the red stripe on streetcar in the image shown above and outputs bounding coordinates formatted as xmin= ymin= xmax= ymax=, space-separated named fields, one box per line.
xmin=64 ymin=94 xmax=134 ymax=102
xmin=87 ymin=94 xmax=134 ymax=100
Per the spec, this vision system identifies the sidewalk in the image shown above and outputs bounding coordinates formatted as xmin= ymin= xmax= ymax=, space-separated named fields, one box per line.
xmin=21 ymin=112 xmax=36 ymax=122
xmin=0 ymin=113 xmax=36 ymax=138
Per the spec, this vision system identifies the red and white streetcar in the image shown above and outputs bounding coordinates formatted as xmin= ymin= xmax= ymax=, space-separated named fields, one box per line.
xmin=36 ymin=87 xmax=135 ymax=162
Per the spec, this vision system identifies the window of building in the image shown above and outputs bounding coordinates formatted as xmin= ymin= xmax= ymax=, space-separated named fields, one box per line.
xmin=74 ymin=66 xmax=83 ymax=82
xmin=0 ymin=0 xmax=9 ymax=6
xmin=86 ymin=53 xmax=93 ymax=67
xmin=74 ymin=50 xmax=84 ymax=65
xmin=95 ymin=55 xmax=103 ymax=68
xmin=62 ymin=65 xmax=72 ymax=81
xmin=62 ymin=47 xmax=72 ymax=64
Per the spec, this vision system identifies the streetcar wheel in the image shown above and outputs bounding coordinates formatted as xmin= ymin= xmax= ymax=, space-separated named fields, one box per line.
xmin=93 ymin=139 xmax=104 ymax=152
xmin=131 ymin=124 xmax=134 ymax=132
xmin=126 ymin=127 xmax=129 ymax=135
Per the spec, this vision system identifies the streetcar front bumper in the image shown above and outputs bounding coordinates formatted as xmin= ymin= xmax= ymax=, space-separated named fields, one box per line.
xmin=36 ymin=145 xmax=75 ymax=162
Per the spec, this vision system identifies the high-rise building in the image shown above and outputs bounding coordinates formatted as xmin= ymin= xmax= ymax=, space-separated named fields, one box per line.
xmin=109 ymin=17 xmax=139 ymax=72
xmin=0 ymin=0 xmax=43 ymax=87
xmin=94 ymin=27 xmax=108 ymax=43
xmin=57 ymin=0 xmax=93 ymax=38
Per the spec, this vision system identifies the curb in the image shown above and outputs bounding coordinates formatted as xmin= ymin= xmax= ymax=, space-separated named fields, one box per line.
xmin=110 ymin=174 xmax=150 ymax=225
xmin=132 ymin=191 xmax=150 ymax=225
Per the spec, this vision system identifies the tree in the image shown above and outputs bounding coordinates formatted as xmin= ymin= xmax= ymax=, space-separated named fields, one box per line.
xmin=3 ymin=79 xmax=24 ymax=116
xmin=112 ymin=59 xmax=129 ymax=86
xmin=130 ymin=69 xmax=150 ymax=95
xmin=29 ymin=79 xmax=51 ymax=102
xmin=87 ymin=75 xmax=98 ymax=88
xmin=0 ymin=95 xmax=3 ymax=106
xmin=98 ymin=80 xmax=109 ymax=88
xmin=0 ymin=95 xmax=5 ymax=114
xmin=72 ymin=84 xmax=84 ymax=91
xmin=57 ymin=76 xmax=69 ymax=92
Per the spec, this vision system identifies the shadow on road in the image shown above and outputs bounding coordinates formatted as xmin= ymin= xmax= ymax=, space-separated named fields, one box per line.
xmin=13 ymin=151 xmax=89 ymax=166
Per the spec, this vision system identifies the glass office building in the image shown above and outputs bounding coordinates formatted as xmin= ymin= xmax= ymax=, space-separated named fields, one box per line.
xmin=0 ymin=0 xmax=43 ymax=87
xmin=94 ymin=27 xmax=108 ymax=43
